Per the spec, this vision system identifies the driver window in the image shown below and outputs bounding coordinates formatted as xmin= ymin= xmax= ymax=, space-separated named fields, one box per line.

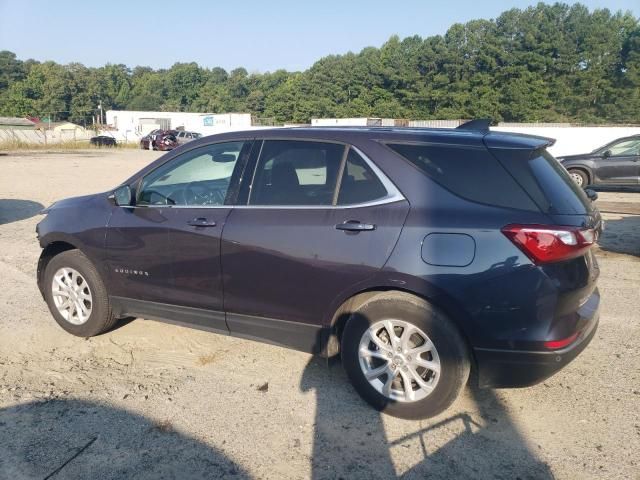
xmin=608 ymin=139 xmax=640 ymax=157
xmin=138 ymin=141 xmax=246 ymax=206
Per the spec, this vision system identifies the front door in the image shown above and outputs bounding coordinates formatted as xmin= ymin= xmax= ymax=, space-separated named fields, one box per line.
xmin=108 ymin=140 xmax=253 ymax=331
xmin=161 ymin=141 xmax=253 ymax=312
xmin=135 ymin=141 xmax=253 ymax=318
xmin=106 ymin=205 xmax=173 ymax=304
xmin=594 ymin=138 xmax=640 ymax=184
xmin=221 ymin=140 xmax=409 ymax=352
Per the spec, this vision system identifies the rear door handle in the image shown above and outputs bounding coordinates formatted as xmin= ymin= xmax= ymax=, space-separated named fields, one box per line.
xmin=336 ymin=221 xmax=376 ymax=232
xmin=187 ymin=217 xmax=217 ymax=227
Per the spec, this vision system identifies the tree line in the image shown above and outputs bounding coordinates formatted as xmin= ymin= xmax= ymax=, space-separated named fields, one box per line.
xmin=0 ymin=2 xmax=638 ymax=125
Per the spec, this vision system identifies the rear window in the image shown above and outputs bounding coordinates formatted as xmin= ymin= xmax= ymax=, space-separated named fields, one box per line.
xmin=249 ymin=140 xmax=344 ymax=206
xmin=497 ymin=150 xmax=590 ymax=215
xmin=386 ymin=143 xmax=538 ymax=211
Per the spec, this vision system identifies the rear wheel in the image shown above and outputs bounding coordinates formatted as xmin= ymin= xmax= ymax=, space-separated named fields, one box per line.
xmin=341 ymin=291 xmax=470 ymax=419
xmin=568 ymin=169 xmax=588 ymax=187
xmin=44 ymin=250 xmax=117 ymax=337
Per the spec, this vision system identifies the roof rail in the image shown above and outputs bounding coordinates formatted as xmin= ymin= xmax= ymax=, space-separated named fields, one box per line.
xmin=456 ymin=119 xmax=492 ymax=133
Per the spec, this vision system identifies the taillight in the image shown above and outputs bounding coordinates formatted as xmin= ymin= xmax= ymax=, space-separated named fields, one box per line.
xmin=543 ymin=332 xmax=580 ymax=350
xmin=501 ymin=224 xmax=595 ymax=264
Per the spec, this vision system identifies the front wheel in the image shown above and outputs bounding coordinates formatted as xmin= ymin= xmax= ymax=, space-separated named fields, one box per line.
xmin=341 ymin=292 xmax=470 ymax=419
xmin=43 ymin=250 xmax=117 ymax=337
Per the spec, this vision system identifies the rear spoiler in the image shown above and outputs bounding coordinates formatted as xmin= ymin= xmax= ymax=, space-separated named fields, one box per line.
xmin=484 ymin=131 xmax=556 ymax=151
xmin=456 ymin=119 xmax=491 ymax=133
xmin=456 ymin=119 xmax=556 ymax=151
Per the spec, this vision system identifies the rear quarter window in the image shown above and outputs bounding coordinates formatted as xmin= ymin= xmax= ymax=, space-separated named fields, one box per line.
xmin=494 ymin=149 xmax=591 ymax=215
xmin=337 ymin=149 xmax=388 ymax=205
xmin=385 ymin=143 xmax=538 ymax=211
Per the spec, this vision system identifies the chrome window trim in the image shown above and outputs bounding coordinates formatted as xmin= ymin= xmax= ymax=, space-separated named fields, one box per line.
xmin=126 ymin=144 xmax=405 ymax=210
xmin=126 ymin=198 xmax=407 ymax=210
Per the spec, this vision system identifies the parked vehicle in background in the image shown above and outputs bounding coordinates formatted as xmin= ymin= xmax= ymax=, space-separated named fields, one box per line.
xmin=139 ymin=130 xmax=178 ymax=151
xmin=175 ymin=131 xmax=202 ymax=145
xmin=558 ymin=135 xmax=640 ymax=187
xmin=139 ymin=129 xmax=161 ymax=150
xmin=89 ymin=136 xmax=117 ymax=147
xmin=36 ymin=121 xmax=601 ymax=419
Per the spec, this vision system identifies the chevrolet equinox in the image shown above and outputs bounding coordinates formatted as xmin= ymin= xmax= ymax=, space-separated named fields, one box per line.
xmin=36 ymin=121 xmax=601 ymax=419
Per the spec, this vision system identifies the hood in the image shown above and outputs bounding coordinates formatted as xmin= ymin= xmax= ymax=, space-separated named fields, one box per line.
xmin=557 ymin=153 xmax=597 ymax=161
xmin=42 ymin=192 xmax=106 ymax=214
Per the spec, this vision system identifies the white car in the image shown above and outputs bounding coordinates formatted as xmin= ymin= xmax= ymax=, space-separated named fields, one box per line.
xmin=175 ymin=131 xmax=202 ymax=145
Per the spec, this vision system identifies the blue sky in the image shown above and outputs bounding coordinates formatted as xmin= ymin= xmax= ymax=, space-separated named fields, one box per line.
xmin=1 ymin=0 xmax=638 ymax=72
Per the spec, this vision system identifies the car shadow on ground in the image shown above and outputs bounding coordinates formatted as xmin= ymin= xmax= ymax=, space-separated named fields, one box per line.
xmin=301 ymin=357 xmax=553 ymax=479
xmin=597 ymin=215 xmax=640 ymax=257
xmin=0 ymin=199 xmax=44 ymax=225
xmin=0 ymin=399 xmax=249 ymax=479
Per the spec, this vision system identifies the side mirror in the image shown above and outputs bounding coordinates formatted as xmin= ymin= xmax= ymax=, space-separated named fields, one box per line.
xmin=602 ymin=150 xmax=612 ymax=158
xmin=585 ymin=188 xmax=598 ymax=202
xmin=109 ymin=185 xmax=133 ymax=206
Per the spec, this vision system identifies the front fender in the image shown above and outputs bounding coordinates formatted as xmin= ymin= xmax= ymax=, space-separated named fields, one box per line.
xmin=36 ymin=235 xmax=84 ymax=296
xmin=35 ymin=194 xmax=113 ymax=292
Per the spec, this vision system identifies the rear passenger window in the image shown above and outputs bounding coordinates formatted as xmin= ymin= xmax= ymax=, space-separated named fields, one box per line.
xmin=386 ymin=143 xmax=537 ymax=211
xmin=337 ymin=149 xmax=388 ymax=205
xmin=250 ymin=140 xmax=345 ymax=206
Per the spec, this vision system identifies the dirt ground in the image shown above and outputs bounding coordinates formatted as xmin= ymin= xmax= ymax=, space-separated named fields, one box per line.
xmin=0 ymin=149 xmax=638 ymax=480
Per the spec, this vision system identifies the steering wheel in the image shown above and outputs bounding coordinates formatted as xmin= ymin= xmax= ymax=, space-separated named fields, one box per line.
xmin=183 ymin=182 xmax=226 ymax=206
xmin=144 ymin=189 xmax=176 ymax=206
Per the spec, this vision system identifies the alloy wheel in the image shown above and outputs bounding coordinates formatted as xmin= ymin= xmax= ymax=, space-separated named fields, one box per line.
xmin=51 ymin=267 xmax=93 ymax=325
xmin=358 ymin=319 xmax=440 ymax=402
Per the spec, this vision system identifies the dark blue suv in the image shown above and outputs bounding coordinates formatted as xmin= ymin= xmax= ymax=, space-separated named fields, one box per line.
xmin=36 ymin=122 xmax=601 ymax=419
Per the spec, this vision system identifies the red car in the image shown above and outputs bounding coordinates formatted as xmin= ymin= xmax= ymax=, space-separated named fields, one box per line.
xmin=139 ymin=130 xmax=178 ymax=151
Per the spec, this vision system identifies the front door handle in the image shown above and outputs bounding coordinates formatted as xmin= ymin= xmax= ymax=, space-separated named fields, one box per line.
xmin=187 ymin=217 xmax=217 ymax=227
xmin=336 ymin=220 xmax=376 ymax=232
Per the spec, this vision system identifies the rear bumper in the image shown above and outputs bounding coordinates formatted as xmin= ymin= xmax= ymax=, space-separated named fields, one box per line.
xmin=474 ymin=310 xmax=599 ymax=388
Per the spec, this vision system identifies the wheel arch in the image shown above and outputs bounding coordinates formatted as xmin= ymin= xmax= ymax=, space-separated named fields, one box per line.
xmin=323 ymin=285 xmax=477 ymax=374
xmin=37 ymin=240 xmax=81 ymax=296
xmin=566 ymin=165 xmax=592 ymax=185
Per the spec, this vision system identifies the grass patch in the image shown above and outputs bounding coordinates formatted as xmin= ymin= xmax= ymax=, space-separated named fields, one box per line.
xmin=0 ymin=139 xmax=140 ymax=152
xmin=196 ymin=353 xmax=219 ymax=366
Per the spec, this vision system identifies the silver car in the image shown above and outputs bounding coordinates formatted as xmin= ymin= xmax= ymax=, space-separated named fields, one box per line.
xmin=175 ymin=131 xmax=202 ymax=145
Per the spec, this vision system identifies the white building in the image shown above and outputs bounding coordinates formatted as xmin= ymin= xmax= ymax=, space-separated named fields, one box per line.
xmin=105 ymin=110 xmax=254 ymax=142
xmin=312 ymin=117 xmax=400 ymax=127
xmin=312 ymin=117 xmax=640 ymax=157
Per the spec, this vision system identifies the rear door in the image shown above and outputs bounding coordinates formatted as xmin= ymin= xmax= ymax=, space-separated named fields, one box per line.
xmin=221 ymin=139 xmax=409 ymax=352
xmin=593 ymin=138 xmax=640 ymax=184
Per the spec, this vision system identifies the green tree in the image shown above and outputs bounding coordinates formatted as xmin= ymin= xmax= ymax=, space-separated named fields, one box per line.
xmin=0 ymin=3 xmax=638 ymax=124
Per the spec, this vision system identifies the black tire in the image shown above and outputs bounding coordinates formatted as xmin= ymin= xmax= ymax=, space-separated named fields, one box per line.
xmin=43 ymin=249 xmax=117 ymax=337
xmin=341 ymin=291 xmax=470 ymax=419
xmin=568 ymin=169 xmax=588 ymax=188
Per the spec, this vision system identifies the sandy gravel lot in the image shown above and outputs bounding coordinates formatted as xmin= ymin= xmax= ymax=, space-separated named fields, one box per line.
xmin=0 ymin=149 xmax=638 ymax=479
